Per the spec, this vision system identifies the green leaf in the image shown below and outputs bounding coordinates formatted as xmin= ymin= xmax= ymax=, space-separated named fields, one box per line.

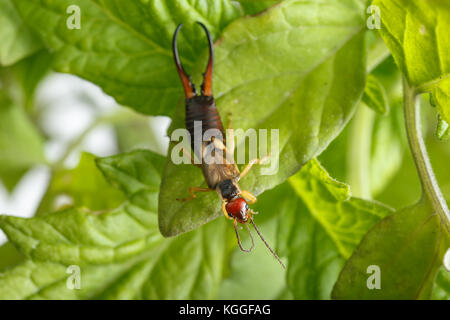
xmin=234 ymin=0 xmax=282 ymax=15
xmin=276 ymin=187 xmax=345 ymax=300
xmin=0 ymin=216 xmax=231 ymax=300
xmin=159 ymin=0 xmax=368 ymax=236
xmin=431 ymin=267 xmax=450 ymax=300
xmin=332 ymin=199 xmax=450 ymax=299
xmin=320 ymin=56 xmax=407 ymax=199
xmin=0 ymin=242 xmax=25 ymax=271
xmin=13 ymin=0 xmax=240 ymax=116
xmin=0 ymin=168 xmax=28 ymax=193
xmin=373 ymin=0 xmax=450 ymax=123
xmin=0 ymin=92 xmax=46 ymax=190
xmin=436 ymin=114 xmax=450 ymax=141
xmin=289 ymin=159 xmax=392 ymax=258
xmin=13 ymin=50 xmax=53 ymax=109
xmin=362 ymin=74 xmax=389 ymax=114
xmin=37 ymin=152 xmax=125 ymax=216
xmin=277 ymin=159 xmax=392 ymax=299
xmin=96 ymin=150 xmax=165 ymax=198
xmin=1 ymin=151 xmax=165 ymax=265
xmin=0 ymin=150 xmax=233 ymax=299
xmin=0 ymin=0 xmax=42 ymax=66
xmin=432 ymin=77 xmax=450 ymax=126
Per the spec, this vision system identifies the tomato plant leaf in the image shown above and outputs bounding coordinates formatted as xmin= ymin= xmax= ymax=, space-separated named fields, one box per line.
xmin=37 ymin=153 xmax=125 ymax=216
xmin=431 ymin=267 xmax=450 ymax=300
xmin=0 ymin=242 xmax=25 ymax=271
xmin=234 ymin=0 xmax=282 ymax=15
xmin=276 ymin=159 xmax=392 ymax=299
xmin=0 ymin=151 xmax=166 ymax=265
xmin=288 ymin=159 xmax=392 ymax=258
xmin=12 ymin=0 xmax=240 ymax=116
xmin=332 ymin=199 xmax=450 ymax=299
xmin=436 ymin=114 xmax=450 ymax=141
xmin=373 ymin=0 xmax=450 ymax=124
xmin=96 ymin=150 xmax=165 ymax=198
xmin=159 ymin=0 xmax=368 ymax=236
xmin=0 ymin=92 xmax=46 ymax=191
xmin=0 ymin=0 xmax=42 ymax=66
xmin=362 ymin=74 xmax=389 ymax=114
xmin=13 ymin=49 xmax=53 ymax=109
xmin=0 ymin=150 xmax=233 ymax=299
xmin=276 ymin=187 xmax=345 ymax=300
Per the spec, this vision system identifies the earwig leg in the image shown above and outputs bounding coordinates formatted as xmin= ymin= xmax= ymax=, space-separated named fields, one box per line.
xmin=182 ymin=147 xmax=201 ymax=168
xmin=240 ymin=190 xmax=257 ymax=204
xmin=176 ymin=186 xmax=211 ymax=202
xmin=222 ymin=202 xmax=233 ymax=220
xmin=239 ymin=155 xmax=271 ymax=180
xmin=211 ymin=136 xmax=227 ymax=151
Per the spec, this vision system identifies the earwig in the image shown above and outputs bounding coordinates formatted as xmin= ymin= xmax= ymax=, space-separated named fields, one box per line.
xmin=173 ymin=22 xmax=285 ymax=269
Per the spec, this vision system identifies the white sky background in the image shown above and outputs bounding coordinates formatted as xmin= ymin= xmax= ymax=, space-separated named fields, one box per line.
xmin=0 ymin=73 xmax=171 ymax=245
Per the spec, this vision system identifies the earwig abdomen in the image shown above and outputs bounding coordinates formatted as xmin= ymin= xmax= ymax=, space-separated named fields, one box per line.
xmin=185 ymin=95 xmax=225 ymax=152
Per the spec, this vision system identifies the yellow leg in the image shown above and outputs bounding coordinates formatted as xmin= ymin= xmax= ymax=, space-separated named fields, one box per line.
xmin=240 ymin=190 xmax=257 ymax=204
xmin=239 ymin=155 xmax=270 ymax=179
xmin=222 ymin=202 xmax=233 ymax=220
xmin=176 ymin=186 xmax=211 ymax=202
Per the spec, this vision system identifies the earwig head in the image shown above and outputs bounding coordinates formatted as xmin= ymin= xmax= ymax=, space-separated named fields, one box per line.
xmin=172 ymin=22 xmax=214 ymax=99
xmin=226 ymin=197 xmax=250 ymax=223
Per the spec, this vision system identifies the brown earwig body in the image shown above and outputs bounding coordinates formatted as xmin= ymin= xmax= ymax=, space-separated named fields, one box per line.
xmin=173 ymin=22 xmax=285 ymax=269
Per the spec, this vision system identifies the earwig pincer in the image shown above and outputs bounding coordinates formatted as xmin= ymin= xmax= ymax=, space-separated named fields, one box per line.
xmin=172 ymin=22 xmax=285 ymax=269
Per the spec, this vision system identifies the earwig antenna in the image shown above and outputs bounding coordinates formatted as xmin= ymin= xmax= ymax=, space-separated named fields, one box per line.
xmin=196 ymin=21 xmax=214 ymax=96
xmin=172 ymin=23 xmax=197 ymax=99
xmin=250 ymin=218 xmax=286 ymax=269
xmin=234 ymin=219 xmax=255 ymax=252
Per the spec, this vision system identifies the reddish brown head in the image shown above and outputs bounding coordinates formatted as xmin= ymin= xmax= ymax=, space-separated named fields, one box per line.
xmin=225 ymin=197 xmax=250 ymax=223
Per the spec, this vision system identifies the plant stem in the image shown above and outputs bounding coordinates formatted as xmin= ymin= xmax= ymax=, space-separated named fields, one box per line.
xmin=403 ymin=78 xmax=450 ymax=231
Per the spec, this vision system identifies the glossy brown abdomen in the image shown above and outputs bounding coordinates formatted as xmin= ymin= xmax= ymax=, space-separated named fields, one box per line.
xmin=185 ymin=95 xmax=225 ymax=153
